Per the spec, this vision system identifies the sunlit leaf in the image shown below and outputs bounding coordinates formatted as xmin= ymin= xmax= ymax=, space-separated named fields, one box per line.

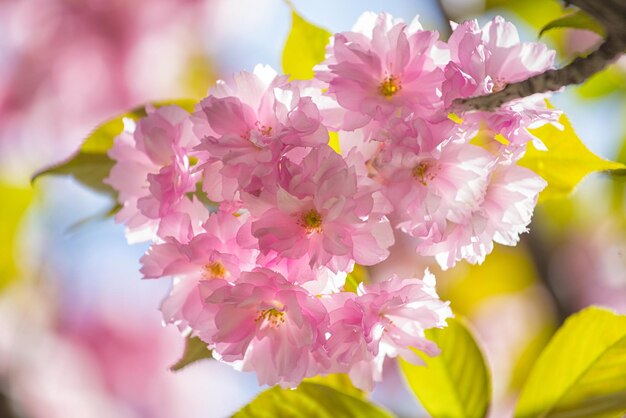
xmin=233 ymin=382 xmax=393 ymax=418
xmin=32 ymin=99 xmax=196 ymax=198
xmin=170 ymin=336 xmax=213 ymax=372
xmin=0 ymin=184 xmax=33 ymax=291
xmin=282 ymin=10 xmax=331 ymax=80
xmin=519 ymin=112 xmax=626 ymax=202
xmin=485 ymin=0 xmax=563 ymax=31
xmin=539 ymin=10 xmax=605 ymax=38
xmin=400 ymin=317 xmax=491 ymax=418
xmin=343 ymin=264 xmax=369 ymax=293
xmin=576 ymin=66 xmax=626 ymax=99
xmin=515 ymin=306 xmax=626 ymax=418
xmin=328 ymin=131 xmax=341 ymax=154
xmin=34 ymin=153 xmax=117 ymax=196
xmin=304 ymin=374 xmax=364 ymax=399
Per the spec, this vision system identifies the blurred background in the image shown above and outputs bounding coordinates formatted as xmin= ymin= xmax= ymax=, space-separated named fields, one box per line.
xmin=1 ymin=0 xmax=625 ymax=417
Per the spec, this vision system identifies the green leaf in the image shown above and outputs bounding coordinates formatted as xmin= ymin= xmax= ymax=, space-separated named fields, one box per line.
xmin=328 ymin=131 xmax=341 ymax=154
xmin=304 ymin=374 xmax=364 ymax=399
xmin=343 ymin=264 xmax=369 ymax=293
xmin=233 ymin=382 xmax=393 ymax=418
xmin=170 ymin=336 xmax=213 ymax=372
xmin=515 ymin=306 xmax=626 ymax=418
xmin=32 ymin=99 xmax=197 ymax=197
xmin=282 ymin=10 xmax=331 ymax=80
xmin=576 ymin=66 xmax=626 ymax=99
xmin=0 ymin=184 xmax=33 ymax=291
xmin=519 ymin=112 xmax=626 ymax=202
xmin=400 ymin=317 xmax=490 ymax=418
xmin=539 ymin=10 xmax=605 ymax=38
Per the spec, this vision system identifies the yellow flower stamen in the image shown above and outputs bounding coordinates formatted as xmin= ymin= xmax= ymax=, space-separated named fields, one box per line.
xmin=299 ymin=209 xmax=323 ymax=233
xmin=412 ymin=161 xmax=438 ymax=186
xmin=379 ymin=75 xmax=402 ymax=97
xmin=202 ymin=261 xmax=228 ymax=280
xmin=256 ymin=308 xmax=286 ymax=327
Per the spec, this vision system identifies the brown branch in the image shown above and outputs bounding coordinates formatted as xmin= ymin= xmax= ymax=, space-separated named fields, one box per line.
xmin=454 ymin=0 xmax=626 ymax=111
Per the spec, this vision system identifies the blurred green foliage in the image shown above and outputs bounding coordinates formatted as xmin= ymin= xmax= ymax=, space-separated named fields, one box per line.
xmin=282 ymin=10 xmax=331 ymax=80
xmin=0 ymin=184 xmax=33 ymax=292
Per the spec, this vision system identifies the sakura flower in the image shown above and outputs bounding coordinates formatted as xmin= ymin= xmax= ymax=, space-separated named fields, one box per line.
xmin=141 ymin=209 xmax=258 ymax=330
xmin=382 ymin=141 xmax=495 ymax=245
xmin=316 ymin=12 xmax=447 ymax=132
xmin=106 ymin=105 xmax=202 ymax=243
xmin=193 ymin=64 xmax=328 ymax=198
xmin=324 ymin=271 xmax=452 ymax=391
xmin=421 ymin=162 xmax=547 ymax=269
xmin=249 ymin=145 xmax=394 ymax=273
xmin=255 ymin=251 xmax=348 ymax=295
xmin=443 ymin=16 xmax=560 ymax=152
xmin=98 ymin=12 xmax=558 ymax=392
xmin=198 ymin=269 xmax=329 ymax=387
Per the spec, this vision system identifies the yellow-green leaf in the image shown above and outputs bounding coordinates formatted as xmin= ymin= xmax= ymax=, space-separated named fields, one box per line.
xmin=0 ymin=184 xmax=33 ymax=291
xmin=577 ymin=66 xmax=626 ymax=99
xmin=304 ymin=374 xmax=364 ymax=399
xmin=170 ymin=336 xmax=213 ymax=372
xmin=539 ymin=10 xmax=605 ymax=37
xmin=400 ymin=317 xmax=491 ymax=418
xmin=328 ymin=131 xmax=341 ymax=154
xmin=519 ymin=112 xmax=626 ymax=202
xmin=343 ymin=264 xmax=369 ymax=293
xmin=515 ymin=306 xmax=626 ymax=418
xmin=282 ymin=10 xmax=331 ymax=80
xmin=233 ymin=382 xmax=393 ymax=418
xmin=32 ymin=99 xmax=197 ymax=197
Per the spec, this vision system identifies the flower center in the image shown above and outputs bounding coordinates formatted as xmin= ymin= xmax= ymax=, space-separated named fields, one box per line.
xmin=379 ymin=75 xmax=402 ymax=97
xmin=412 ymin=161 xmax=438 ymax=186
xmin=241 ymin=121 xmax=273 ymax=148
xmin=299 ymin=209 xmax=323 ymax=233
xmin=202 ymin=261 xmax=228 ymax=279
xmin=256 ymin=308 xmax=286 ymax=327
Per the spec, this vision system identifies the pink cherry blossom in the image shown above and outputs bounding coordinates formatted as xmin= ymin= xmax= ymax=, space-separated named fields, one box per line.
xmin=98 ymin=11 xmax=560 ymax=392
xmin=141 ymin=209 xmax=258 ymax=330
xmin=255 ymin=251 xmax=347 ymax=295
xmin=198 ymin=269 xmax=329 ymax=387
xmin=106 ymin=105 xmax=202 ymax=243
xmin=316 ymin=12 xmax=447 ymax=132
xmin=382 ymin=140 xmax=495 ymax=245
xmin=193 ymin=65 xmax=329 ymax=198
xmin=420 ymin=162 xmax=547 ymax=269
xmin=249 ymin=145 xmax=394 ymax=273
xmin=324 ymin=271 xmax=452 ymax=391
xmin=443 ymin=16 xmax=561 ymax=153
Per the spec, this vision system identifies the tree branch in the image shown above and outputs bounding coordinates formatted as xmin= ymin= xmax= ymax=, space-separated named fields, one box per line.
xmin=454 ymin=0 xmax=626 ymax=111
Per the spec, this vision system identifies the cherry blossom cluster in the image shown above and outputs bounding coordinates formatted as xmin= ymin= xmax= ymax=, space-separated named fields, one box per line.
xmin=106 ymin=13 xmax=556 ymax=389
